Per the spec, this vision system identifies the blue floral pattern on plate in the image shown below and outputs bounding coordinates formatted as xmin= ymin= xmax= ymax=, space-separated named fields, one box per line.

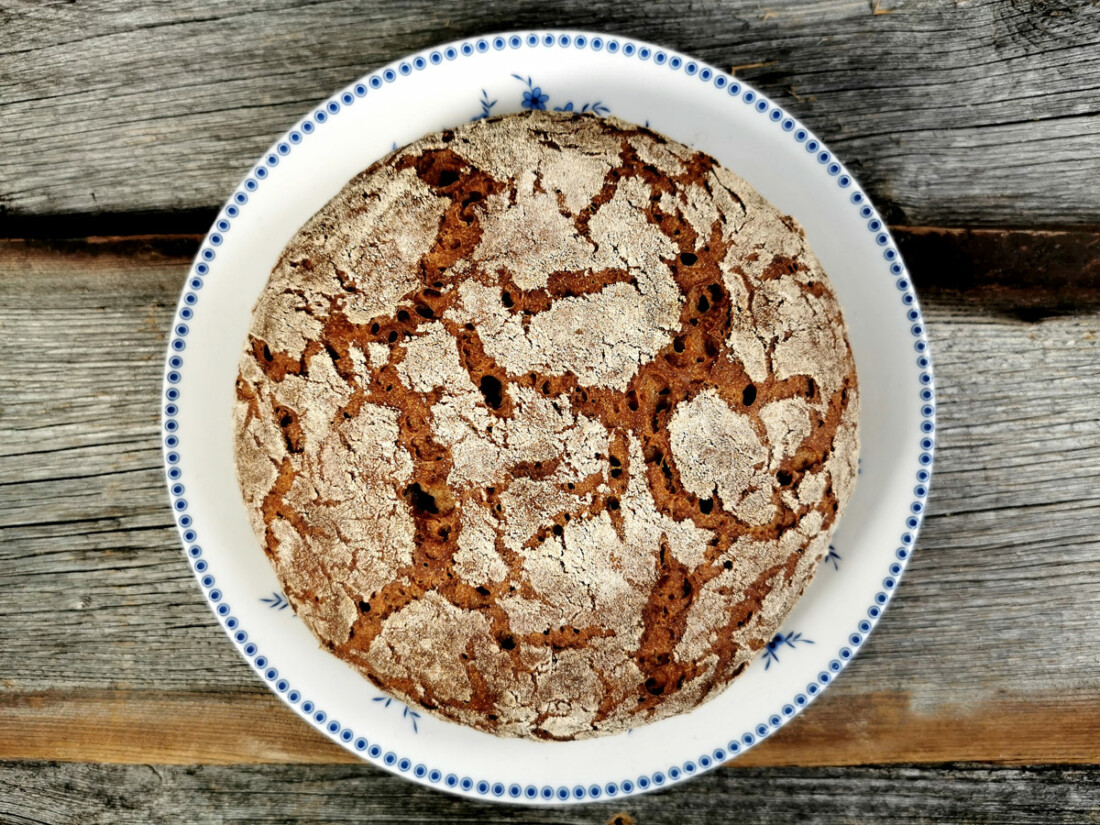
xmin=474 ymin=75 xmax=611 ymax=120
xmin=373 ymin=696 xmax=422 ymax=733
xmin=472 ymin=89 xmax=497 ymax=121
xmin=260 ymin=591 xmax=289 ymax=610
xmin=763 ymin=632 xmax=815 ymax=670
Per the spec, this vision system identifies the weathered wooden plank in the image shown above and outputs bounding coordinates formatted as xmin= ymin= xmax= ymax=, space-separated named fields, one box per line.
xmin=1 ymin=237 xmax=1099 ymax=766
xmin=1 ymin=762 xmax=1098 ymax=825
xmin=1 ymin=1 xmax=1098 ymax=225
xmin=2 ymin=688 xmax=1098 ymax=768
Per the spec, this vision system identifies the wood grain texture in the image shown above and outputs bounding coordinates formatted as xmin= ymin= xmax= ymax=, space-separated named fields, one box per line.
xmin=1 ymin=762 xmax=1098 ymax=825
xmin=1 ymin=237 xmax=1099 ymax=768
xmin=3 ymin=689 xmax=1098 ymax=768
xmin=1 ymin=0 xmax=1099 ymax=225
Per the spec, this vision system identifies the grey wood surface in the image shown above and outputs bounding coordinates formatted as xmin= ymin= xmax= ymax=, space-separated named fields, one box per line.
xmin=1 ymin=762 xmax=1098 ymax=825
xmin=2 ymin=0 xmax=1099 ymax=227
xmin=4 ymin=1 xmax=1100 ymax=819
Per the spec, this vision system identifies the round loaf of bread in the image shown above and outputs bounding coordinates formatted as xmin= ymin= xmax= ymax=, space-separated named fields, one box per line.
xmin=234 ymin=111 xmax=859 ymax=740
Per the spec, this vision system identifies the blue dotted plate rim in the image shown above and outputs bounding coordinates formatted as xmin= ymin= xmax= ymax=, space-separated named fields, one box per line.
xmin=161 ymin=28 xmax=935 ymax=805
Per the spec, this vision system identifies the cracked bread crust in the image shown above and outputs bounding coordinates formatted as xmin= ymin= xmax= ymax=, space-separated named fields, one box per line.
xmin=234 ymin=111 xmax=860 ymax=740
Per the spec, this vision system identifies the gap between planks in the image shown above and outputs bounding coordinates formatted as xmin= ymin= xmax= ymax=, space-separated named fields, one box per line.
xmin=2 ymin=225 xmax=1097 ymax=301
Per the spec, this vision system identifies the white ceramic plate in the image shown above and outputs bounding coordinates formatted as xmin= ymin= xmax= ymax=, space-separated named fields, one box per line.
xmin=162 ymin=30 xmax=935 ymax=805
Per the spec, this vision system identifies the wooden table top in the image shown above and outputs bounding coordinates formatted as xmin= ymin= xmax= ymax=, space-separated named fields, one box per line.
xmin=2 ymin=2 xmax=1098 ymax=822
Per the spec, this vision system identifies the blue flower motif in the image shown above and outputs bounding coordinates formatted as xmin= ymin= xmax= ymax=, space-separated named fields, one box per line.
xmin=260 ymin=591 xmax=289 ymax=610
xmin=471 ymin=89 xmax=497 ymax=121
xmin=513 ymin=74 xmax=550 ymax=110
xmin=826 ymin=544 xmax=842 ymax=572
xmin=372 ymin=695 xmax=422 ymax=733
xmin=522 ymin=86 xmax=548 ymax=110
xmin=485 ymin=74 xmax=613 ymax=121
xmin=762 ymin=631 xmax=814 ymax=670
xmin=553 ymin=100 xmax=610 ymax=115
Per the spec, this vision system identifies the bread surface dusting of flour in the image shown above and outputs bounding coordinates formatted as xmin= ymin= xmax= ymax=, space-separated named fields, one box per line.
xmin=234 ymin=111 xmax=859 ymax=740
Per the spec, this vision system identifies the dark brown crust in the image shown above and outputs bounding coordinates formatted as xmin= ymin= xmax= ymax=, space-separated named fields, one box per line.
xmin=234 ymin=111 xmax=860 ymax=740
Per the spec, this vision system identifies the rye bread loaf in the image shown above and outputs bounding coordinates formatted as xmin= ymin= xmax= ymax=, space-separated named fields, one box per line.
xmin=234 ymin=110 xmax=860 ymax=740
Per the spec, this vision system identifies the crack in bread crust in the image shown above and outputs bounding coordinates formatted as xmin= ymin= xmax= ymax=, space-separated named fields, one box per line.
xmin=234 ymin=111 xmax=860 ymax=740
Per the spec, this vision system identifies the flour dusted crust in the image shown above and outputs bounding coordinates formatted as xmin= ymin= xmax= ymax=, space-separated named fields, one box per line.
xmin=234 ymin=111 xmax=860 ymax=740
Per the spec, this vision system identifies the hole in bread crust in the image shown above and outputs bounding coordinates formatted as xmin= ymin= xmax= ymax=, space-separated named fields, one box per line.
xmin=404 ymin=482 xmax=438 ymax=515
xmin=479 ymin=374 xmax=504 ymax=409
